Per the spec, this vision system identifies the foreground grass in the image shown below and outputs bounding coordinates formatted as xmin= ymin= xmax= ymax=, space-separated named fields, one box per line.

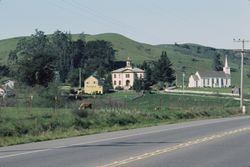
xmin=0 ymin=92 xmax=248 ymax=147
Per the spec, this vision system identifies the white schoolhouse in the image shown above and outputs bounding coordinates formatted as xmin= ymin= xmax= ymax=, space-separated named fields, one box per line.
xmin=111 ymin=57 xmax=145 ymax=90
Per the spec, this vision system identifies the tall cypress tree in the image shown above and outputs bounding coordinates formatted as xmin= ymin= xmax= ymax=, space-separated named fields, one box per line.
xmin=213 ymin=53 xmax=223 ymax=71
xmin=154 ymin=51 xmax=176 ymax=85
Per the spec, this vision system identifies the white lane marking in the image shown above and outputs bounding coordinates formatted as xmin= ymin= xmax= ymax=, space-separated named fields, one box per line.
xmin=0 ymin=149 xmax=52 ymax=159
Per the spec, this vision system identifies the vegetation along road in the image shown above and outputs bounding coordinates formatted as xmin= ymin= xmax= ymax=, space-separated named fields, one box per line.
xmin=0 ymin=116 xmax=250 ymax=167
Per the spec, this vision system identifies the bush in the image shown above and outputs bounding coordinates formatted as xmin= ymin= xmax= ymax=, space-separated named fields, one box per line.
xmin=175 ymin=112 xmax=196 ymax=119
xmin=108 ymin=114 xmax=138 ymax=126
xmin=73 ymin=108 xmax=90 ymax=118
xmin=72 ymin=108 xmax=93 ymax=129
xmin=115 ymin=86 xmax=124 ymax=90
xmin=74 ymin=117 xmax=92 ymax=129
xmin=14 ymin=121 xmax=31 ymax=135
xmin=31 ymin=83 xmax=61 ymax=108
xmin=0 ymin=123 xmax=16 ymax=137
xmin=151 ymin=112 xmax=170 ymax=120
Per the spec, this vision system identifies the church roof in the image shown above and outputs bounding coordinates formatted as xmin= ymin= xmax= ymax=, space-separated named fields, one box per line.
xmin=191 ymin=75 xmax=199 ymax=81
xmin=198 ymin=71 xmax=230 ymax=78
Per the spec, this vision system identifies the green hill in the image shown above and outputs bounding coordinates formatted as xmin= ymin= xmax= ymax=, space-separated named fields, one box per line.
xmin=0 ymin=33 xmax=249 ymax=87
xmin=0 ymin=37 xmax=22 ymax=63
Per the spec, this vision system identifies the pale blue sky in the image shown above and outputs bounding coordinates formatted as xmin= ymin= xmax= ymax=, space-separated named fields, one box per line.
xmin=0 ymin=0 xmax=250 ymax=49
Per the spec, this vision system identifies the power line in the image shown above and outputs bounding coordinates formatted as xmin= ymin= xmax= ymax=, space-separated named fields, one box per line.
xmin=47 ymin=0 xmax=92 ymax=32
xmin=60 ymin=0 xmax=138 ymax=37
xmin=50 ymin=0 xmax=120 ymax=35
xmin=71 ymin=0 xmax=166 ymax=41
xmin=71 ymin=0 xmax=138 ymax=32
xmin=61 ymin=0 xmax=164 ymax=43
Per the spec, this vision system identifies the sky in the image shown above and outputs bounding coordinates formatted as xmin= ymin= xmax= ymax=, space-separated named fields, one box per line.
xmin=0 ymin=0 xmax=250 ymax=49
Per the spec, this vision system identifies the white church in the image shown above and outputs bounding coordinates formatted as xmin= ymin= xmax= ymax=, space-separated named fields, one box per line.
xmin=188 ymin=55 xmax=231 ymax=88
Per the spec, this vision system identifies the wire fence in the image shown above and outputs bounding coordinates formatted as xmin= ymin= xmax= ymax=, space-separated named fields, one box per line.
xmin=0 ymin=94 xmax=133 ymax=113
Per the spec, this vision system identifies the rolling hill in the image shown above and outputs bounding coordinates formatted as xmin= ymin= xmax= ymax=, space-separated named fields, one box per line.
xmin=0 ymin=33 xmax=249 ymax=87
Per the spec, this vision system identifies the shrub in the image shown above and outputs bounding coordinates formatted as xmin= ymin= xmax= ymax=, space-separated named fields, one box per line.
xmin=72 ymin=108 xmax=93 ymax=129
xmin=73 ymin=108 xmax=90 ymax=118
xmin=0 ymin=123 xmax=16 ymax=137
xmin=108 ymin=114 xmax=138 ymax=126
xmin=175 ymin=112 xmax=195 ymax=119
xmin=14 ymin=121 xmax=31 ymax=135
xmin=151 ymin=112 xmax=170 ymax=120
xmin=74 ymin=117 xmax=92 ymax=129
xmin=115 ymin=86 xmax=124 ymax=90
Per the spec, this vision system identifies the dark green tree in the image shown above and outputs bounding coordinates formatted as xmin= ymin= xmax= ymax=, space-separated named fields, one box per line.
xmin=51 ymin=30 xmax=73 ymax=82
xmin=15 ymin=30 xmax=56 ymax=86
xmin=103 ymin=73 xmax=113 ymax=93
xmin=10 ymin=29 xmax=116 ymax=87
xmin=213 ymin=53 xmax=223 ymax=71
xmin=154 ymin=51 xmax=176 ymax=85
xmin=133 ymin=77 xmax=144 ymax=92
xmin=0 ymin=65 xmax=10 ymax=77
xmin=71 ymin=39 xmax=86 ymax=68
xmin=19 ymin=53 xmax=56 ymax=86
xmin=7 ymin=50 xmax=18 ymax=65
xmin=67 ymin=68 xmax=80 ymax=87
xmin=140 ymin=61 xmax=154 ymax=89
xmin=83 ymin=40 xmax=115 ymax=77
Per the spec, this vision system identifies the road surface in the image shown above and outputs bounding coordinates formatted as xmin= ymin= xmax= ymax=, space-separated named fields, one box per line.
xmin=1 ymin=116 xmax=250 ymax=167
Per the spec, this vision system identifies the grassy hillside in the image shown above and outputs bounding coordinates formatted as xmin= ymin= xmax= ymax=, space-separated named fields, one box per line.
xmin=0 ymin=33 xmax=249 ymax=88
xmin=0 ymin=37 xmax=21 ymax=64
xmin=74 ymin=33 xmax=163 ymax=63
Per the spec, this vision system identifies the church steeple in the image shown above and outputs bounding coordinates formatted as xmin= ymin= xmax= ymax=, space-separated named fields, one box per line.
xmin=223 ymin=55 xmax=230 ymax=75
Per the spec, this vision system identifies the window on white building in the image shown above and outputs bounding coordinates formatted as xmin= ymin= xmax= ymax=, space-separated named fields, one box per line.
xmin=119 ymin=81 xmax=121 ymax=85
xmin=126 ymin=74 xmax=130 ymax=78
xmin=114 ymin=81 xmax=117 ymax=85
xmin=114 ymin=74 xmax=116 ymax=78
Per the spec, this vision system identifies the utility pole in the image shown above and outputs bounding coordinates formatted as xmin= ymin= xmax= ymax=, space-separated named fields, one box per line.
xmin=176 ymin=72 xmax=178 ymax=87
xmin=233 ymin=39 xmax=250 ymax=113
xmin=182 ymin=72 xmax=185 ymax=94
xmin=79 ymin=68 xmax=82 ymax=89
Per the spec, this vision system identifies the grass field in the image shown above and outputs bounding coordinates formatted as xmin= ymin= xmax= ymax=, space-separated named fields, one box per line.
xmin=0 ymin=91 xmax=247 ymax=146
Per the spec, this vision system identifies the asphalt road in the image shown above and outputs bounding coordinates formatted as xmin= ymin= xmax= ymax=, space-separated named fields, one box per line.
xmin=1 ymin=116 xmax=250 ymax=167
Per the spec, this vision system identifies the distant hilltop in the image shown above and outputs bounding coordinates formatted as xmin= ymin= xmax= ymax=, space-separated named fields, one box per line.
xmin=0 ymin=32 xmax=249 ymax=86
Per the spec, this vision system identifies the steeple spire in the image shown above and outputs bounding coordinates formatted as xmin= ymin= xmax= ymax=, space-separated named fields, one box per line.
xmin=223 ymin=55 xmax=230 ymax=75
xmin=225 ymin=55 xmax=228 ymax=67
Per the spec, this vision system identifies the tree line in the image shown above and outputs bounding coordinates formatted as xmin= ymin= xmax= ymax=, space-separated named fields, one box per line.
xmin=7 ymin=30 xmax=115 ymax=87
xmin=5 ymin=29 xmax=176 ymax=92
